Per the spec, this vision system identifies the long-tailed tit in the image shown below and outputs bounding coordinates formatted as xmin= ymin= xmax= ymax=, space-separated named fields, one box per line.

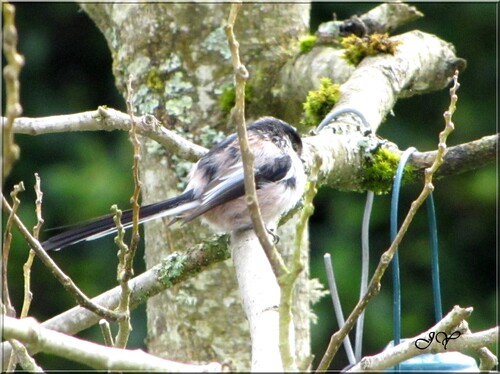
xmin=42 ymin=117 xmax=306 ymax=251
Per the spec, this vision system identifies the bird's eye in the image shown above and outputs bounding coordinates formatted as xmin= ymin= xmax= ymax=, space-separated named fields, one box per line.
xmin=292 ymin=142 xmax=302 ymax=154
xmin=271 ymin=136 xmax=282 ymax=146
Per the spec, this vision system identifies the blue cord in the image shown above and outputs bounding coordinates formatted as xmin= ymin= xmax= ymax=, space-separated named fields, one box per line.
xmin=390 ymin=147 xmax=416 ymax=371
xmin=426 ymin=192 xmax=443 ymax=321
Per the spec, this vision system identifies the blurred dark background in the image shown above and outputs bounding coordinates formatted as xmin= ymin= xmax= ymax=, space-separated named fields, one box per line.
xmin=2 ymin=3 xmax=497 ymax=371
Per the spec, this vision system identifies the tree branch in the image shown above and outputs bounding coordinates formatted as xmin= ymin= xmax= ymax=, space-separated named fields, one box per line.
xmin=295 ymin=29 xmax=479 ymax=192
xmin=2 ymin=316 xmax=222 ymax=371
xmin=316 ymin=3 xmax=424 ymax=43
xmin=410 ymin=134 xmax=498 ymax=178
xmin=281 ymin=21 xmax=465 ymax=122
xmin=231 ymin=230 xmax=283 ymax=372
xmin=3 ymin=107 xmax=207 ymax=161
xmin=347 ymin=306 xmax=498 ymax=371
xmin=6 ymin=109 xmax=495 ymax=192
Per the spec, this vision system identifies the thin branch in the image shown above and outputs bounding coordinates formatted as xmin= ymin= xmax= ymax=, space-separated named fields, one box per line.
xmin=3 ymin=182 xmax=28 ymax=371
xmin=112 ymin=205 xmax=131 ymax=347
xmin=316 ymin=3 xmax=423 ymax=43
xmin=3 ymin=316 xmax=222 ymax=372
xmin=316 ymin=71 xmax=461 ymax=371
xmin=7 ymin=178 xmax=43 ymax=374
xmin=32 ymin=173 xmax=44 ymax=239
xmin=125 ymin=76 xmax=142 ymax=263
xmin=347 ymin=306 xmax=498 ymax=371
xmin=225 ymin=1 xmax=287 ymax=280
xmin=6 ymin=339 xmax=43 ymax=372
xmin=5 ymin=107 xmax=207 ymax=161
xmin=2 ymin=182 xmax=25 ymax=318
xmin=1 ymin=195 xmax=126 ymax=322
xmin=6 ymin=111 xmax=495 ymax=191
xmin=225 ymin=4 xmax=293 ymax=371
xmin=459 ymin=317 xmax=498 ymax=370
xmin=1 ymin=2 xmax=23 ymax=181
xmin=99 ymin=320 xmax=114 ymax=347
xmin=114 ymin=75 xmax=142 ymax=349
xmin=20 ymin=174 xmax=44 ymax=319
xmin=410 ymin=134 xmax=497 ymax=178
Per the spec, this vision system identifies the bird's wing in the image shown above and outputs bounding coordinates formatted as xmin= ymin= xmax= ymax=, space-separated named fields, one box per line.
xmin=182 ymin=154 xmax=292 ymax=222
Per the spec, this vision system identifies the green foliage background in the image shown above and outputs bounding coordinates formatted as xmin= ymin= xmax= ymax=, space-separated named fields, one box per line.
xmin=2 ymin=3 xmax=497 ymax=371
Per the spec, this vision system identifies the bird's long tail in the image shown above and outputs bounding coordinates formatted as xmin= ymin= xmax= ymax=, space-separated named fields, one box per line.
xmin=42 ymin=190 xmax=198 ymax=251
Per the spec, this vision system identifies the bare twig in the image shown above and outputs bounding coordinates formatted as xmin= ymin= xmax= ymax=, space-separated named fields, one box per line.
xmin=10 ymin=176 xmax=45 ymax=371
xmin=126 ymin=75 xmax=142 ymax=262
xmin=2 ymin=182 xmax=28 ymax=371
xmin=410 ymin=134 xmax=497 ymax=179
xmin=32 ymin=173 xmax=44 ymax=238
xmin=20 ymin=174 xmax=44 ymax=319
xmin=111 ymin=206 xmax=131 ymax=348
xmin=225 ymin=1 xmax=287 ymax=279
xmin=99 ymin=319 xmax=115 ymax=347
xmin=2 ymin=182 xmax=25 ymax=317
xmin=5 ymin=112 xmax=495 ymax=190
xmin=225 ymin=4 xmax=293 ymax=370
xmin=316 ymin=71 xmax=461 ymax=371
xmin=6 ymin=339 xmax=43 ymax=372
xmin=1 ymin=196 xmax=126 ymax=322
xmin=3 ymin=316 xmax=222 ymax=371
xmin=113 ymin=75 xmax=142 ymax=348
xmin=457 ymin=313 xmax=498 ymax=370
xmin=347 ymin=305 xmax=498 ymax=371
xmin=2 ymin=2 xmax=23 ymax=181
xmin=4 ymin=107 xmax=207 ymax=161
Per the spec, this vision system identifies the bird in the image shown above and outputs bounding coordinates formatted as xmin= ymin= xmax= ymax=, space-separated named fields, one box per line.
xmin=42 ymin=116 xmax=306 ymax=251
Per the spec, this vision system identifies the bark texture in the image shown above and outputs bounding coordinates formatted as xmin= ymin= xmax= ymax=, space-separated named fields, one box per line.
xmin=80 ymin=3 xmax=310 ymax=370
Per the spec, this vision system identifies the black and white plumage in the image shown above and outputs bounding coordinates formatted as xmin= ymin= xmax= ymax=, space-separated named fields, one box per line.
xmin=42 ymin=117 xmax=306 ymax=251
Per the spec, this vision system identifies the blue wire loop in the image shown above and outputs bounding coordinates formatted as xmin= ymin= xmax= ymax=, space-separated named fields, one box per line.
xmin=391 ymin=147 xmax=444 ymax=370
xmin=390 ymin=147 xmax=416 ymax=371
xmin=315 ymin=108 xmax=443 ymax=371
xmin=318 ymin=109 xmax=443 ymax=366
xmin=426 ymin=192 xmax=443 ymax=321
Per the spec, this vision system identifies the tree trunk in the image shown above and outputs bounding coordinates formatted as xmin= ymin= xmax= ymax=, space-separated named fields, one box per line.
xmin=80 ymin=3 xmax=311 ymax=370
